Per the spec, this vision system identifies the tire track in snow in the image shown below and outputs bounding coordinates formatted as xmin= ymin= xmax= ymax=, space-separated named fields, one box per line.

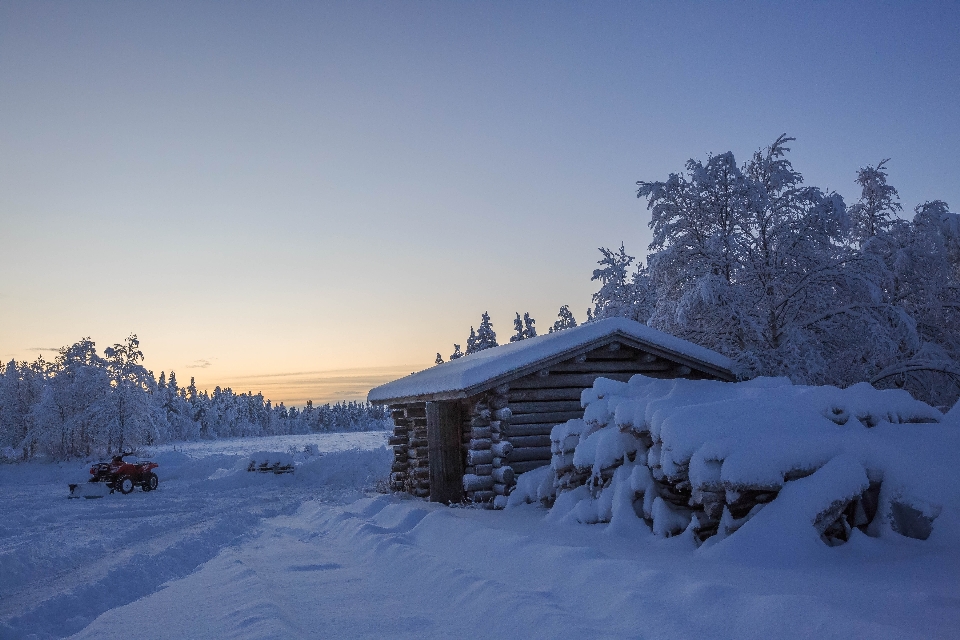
xmin=0 ymin=478 xmax=334 ymax=638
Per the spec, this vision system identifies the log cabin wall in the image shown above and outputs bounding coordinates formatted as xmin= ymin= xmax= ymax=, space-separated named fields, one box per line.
xmin=387 ymin=403 xmax=429 ymax=498
xmin=499 ymin=340 xmax=712 ymax=479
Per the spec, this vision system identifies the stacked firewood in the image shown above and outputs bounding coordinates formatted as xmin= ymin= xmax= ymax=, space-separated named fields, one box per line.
xmin=550 ymin=417 xmax=877 ymax=544
xmin=462 ymin=385 xmax=516 ymax=507
xmin=550 ymin=419 xmax=589 ymax=495
xmin=387 ymin=405 xmax=430 ymax=498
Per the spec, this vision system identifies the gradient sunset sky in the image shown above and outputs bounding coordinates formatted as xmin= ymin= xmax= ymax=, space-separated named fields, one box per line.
xmin=2 ymin=2 xmax=959 ymax=405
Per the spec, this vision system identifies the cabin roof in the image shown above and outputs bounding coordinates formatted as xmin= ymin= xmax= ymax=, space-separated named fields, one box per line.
xmin=368 ymin=317 xmax=736 ymax=405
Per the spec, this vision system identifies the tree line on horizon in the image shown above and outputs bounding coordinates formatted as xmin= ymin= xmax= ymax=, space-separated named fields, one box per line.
xmin=0 ymin=335 xmax=390 ymax=461
xmin=441 ymin=136 xmax=960 ymax=410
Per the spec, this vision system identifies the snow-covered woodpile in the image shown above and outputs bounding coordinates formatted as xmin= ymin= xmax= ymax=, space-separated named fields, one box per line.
xmin=370 ymin=318 xmax=735 ymax=506
xmin=512 ymin=375 xmax=957 ymax=547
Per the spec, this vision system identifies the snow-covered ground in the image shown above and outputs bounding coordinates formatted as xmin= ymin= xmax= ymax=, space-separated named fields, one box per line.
xmin=2 ymin=430 xmax=959 ymax=639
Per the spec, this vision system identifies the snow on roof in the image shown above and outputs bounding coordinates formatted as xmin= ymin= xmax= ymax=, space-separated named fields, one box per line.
xmin=368 ymin=317 xmax=735 ymax=404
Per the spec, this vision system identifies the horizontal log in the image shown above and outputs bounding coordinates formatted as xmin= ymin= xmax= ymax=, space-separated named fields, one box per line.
xmin=489 ymin=395 xmax=509 ymax=410
xmin=510 ymin=400 xmax=583 ymax=414
xmin=504 ymin=423 xmax=563 ymax=437
xmin=508 ymin=434 xmax=552 ymax=448
xmin=408 ymin=447 xmax=429 ymax=458
xmin=509 ymin=446 xmax=553 ymax=463
xmin=411 ymin=467 xmax=430 ymax=479
xmin=508 ymin=387 xmax=584 ymax=402
xmin=510 ymin=410 xmax=584 ymax=425
xmin=510 ymin=373 xmax=632 ymax=390
xmin=470 ymin=426 xmax=492 ymax=439
xmin=580 ymin=350 xmax=642 ymax=361
xmin=474 ymin=464 xmax=493 ymax=475
xmin=391 ymin=461 xmax=409 ymax=473
xmin=466 ymin=449 xmax=494 ymax=466
xmin=494 ymin=483 xmax=509 ymax=496
xmin=463 ymin=474 xmax=494 ymax=492
xmin=409 ymin=438 xmax=428 ymax=448
xmin=511 ymin=460 xmax=550 ymax=474
xmin=404 ymin=406 xmax=427 ymax=418
xmin=469 ymin=438 xmax=492 ymax=450
xmin=387 ymin=435 xmax=407 ymax=446
xmin=549 ymin=360 xmax=672 ymax=373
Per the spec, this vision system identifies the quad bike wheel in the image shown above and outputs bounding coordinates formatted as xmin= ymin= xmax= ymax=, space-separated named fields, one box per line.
xmin=143 ymin=472 xmax=159 ymax=492
xmin=118 ymin=476 xmax=135 ymax=494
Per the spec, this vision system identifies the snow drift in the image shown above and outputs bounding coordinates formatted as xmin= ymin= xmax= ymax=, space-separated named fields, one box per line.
xmin=510 ymin=375 xmax=959 ymax=552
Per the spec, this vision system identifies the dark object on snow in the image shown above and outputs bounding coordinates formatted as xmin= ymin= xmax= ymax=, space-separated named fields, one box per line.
xmin=245 ymin=453 xmax=295 ymax=474
xmin=246 ymin=460 xmax=295 ymax=474
xmin=68 ymin=453 xmax=159 ymax=498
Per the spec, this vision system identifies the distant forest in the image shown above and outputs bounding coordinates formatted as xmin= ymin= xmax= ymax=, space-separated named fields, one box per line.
xmin=0 ymin=336 xmax=390 ymax=461
xmin=447 ymin=136 xmax=960 ymax=410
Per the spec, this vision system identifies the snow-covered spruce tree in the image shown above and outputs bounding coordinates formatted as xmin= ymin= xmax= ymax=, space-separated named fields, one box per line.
xmin=510 ymin=313 xmax=525 ymax=342
xmin=589 ymin=243 xmax=655 ymax=323
xmin=465 ymin=327 xmax=478 ymax=355
xmin=474 ymin=312 xmax=498 ymax=351
xmin=159 ymin=370 xmax=199 ymax=442
xmin=522 ymin=312 xmax=537 ymax=339
xmin=510 ymin=312 xmax=538 ymax=342
xmin=549 ymin=305 xmax=578 ymax=333
xmin=449 ymin=344 xmax=463 ymax=360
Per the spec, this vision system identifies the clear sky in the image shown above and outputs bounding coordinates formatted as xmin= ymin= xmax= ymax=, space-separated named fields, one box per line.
xmin=2 ymin=1 xmax=958 ymax=405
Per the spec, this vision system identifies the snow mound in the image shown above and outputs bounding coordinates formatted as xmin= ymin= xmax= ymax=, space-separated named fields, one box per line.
xmin=510 ymin=375 xmax=959 ymax=549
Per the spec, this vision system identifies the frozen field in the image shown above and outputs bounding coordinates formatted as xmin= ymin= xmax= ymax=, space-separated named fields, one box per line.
xmin=1 ymin=430 xmax=959 ymax=639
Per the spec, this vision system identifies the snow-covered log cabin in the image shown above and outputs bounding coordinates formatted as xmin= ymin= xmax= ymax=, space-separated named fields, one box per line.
xmin=368 ymin=317 xmax=735 ymax=505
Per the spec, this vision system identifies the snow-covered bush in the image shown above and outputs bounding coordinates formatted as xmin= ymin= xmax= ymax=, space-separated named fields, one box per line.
xmin=510 ymin=375 xmax=959 ymax=549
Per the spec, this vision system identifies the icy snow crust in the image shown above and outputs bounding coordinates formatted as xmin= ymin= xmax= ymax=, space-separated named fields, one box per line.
xmin=3 ymin=426 xmax=959 ymax=638
xmin=368 ymin=317 xmax=734 ymax=403
xmin=519 ymin=375 xmax=959 ymax=554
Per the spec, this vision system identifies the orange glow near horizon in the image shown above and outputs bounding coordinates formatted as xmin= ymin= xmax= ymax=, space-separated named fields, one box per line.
xmin=191 ymin=365 xmax=425 ymax=407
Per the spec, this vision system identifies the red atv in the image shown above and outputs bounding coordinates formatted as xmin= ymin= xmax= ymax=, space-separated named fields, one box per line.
xmin=85 ymin=454 xmax=159 ymax=495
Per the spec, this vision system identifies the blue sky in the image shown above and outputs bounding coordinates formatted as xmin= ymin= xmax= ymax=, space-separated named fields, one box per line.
xmin=2 ymin=1 xmax=958 ymax=403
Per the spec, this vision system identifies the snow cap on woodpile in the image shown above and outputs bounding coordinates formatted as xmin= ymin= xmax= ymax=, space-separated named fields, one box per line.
xmin=368 ymin=317 xmax=735 ymax=405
